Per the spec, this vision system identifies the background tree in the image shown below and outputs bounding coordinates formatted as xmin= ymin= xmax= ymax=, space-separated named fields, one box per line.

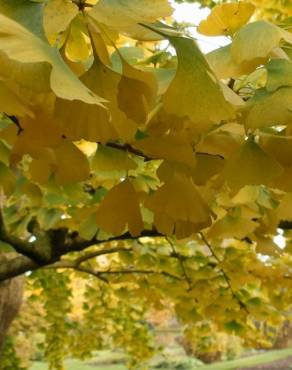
xmin=1 ymin=0 xmax=292 ymax=368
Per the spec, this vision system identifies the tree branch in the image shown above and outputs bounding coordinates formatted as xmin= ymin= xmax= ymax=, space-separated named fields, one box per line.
xmin=0 ymin=256 xmax=38 ymax=281
xmin=0 ymin=229 xmax=163 ymax=282
xmin=0 ymin=210 xmax=46 ymax=263
xmin=103 ymin=142 xmax=225 ymax=162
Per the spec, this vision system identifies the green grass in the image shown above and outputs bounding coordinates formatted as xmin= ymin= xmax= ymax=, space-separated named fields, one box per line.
xmin=198 ymin=347 xmax=292 ymax=370
xmin=30 ymin=347 xmax=292 ymax=370
xmin=31 ymin=358 xmax=127 ymax=370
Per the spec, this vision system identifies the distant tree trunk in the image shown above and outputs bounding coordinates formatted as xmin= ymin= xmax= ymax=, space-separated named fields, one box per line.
xmin=273 ymin=321 xmax=292 ymax=349
xmin=0 ymin=255 xmax=24 ymax=360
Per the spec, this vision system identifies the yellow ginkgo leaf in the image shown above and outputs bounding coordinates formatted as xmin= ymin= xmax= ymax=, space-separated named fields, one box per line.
xmin=145 ymin=172 xmax=211 ymax=238
xmin=29 ymin=149 xmax=54 ymax=185
xmin=92 ymin=145 xmax=137 ymax=172
xmin=89 ymin=0 xmax=173 ymax=40
xmin=254 ymin=235 xmax=279 ymax=256
xmin=134 ymin=134 xmax=196 ymax=168
xmin=275 ymin=193 xmax=292 ymax=221
xmin=0 ymin=80 xmax=34 ymax=117
xmin=65 ymin=14 xmax=92 ymax=62
xmin=53 ymin=141 xmax=90 ymax=185
xmin=0 ymin=14 xmax=105 ymax=106
xmin=96 ymin=179 xmax=144 ymax=236
xmin=207 ymin=45 xmax=259 ymax=80
xmin=207 ymin=214 xmax=258 ymax=239
xmin=8 ymin=112 xmax=62 ymax=163
xmin=196 ymin=132 xmax=242 ymax=159
xmin=223 ymin=138 xmax=283 ymax=191
xmin=43 ymin=0 xmax=79 ymax=40
xmin=0 ymin=51 xmax=52 ymax=108
xmin=192 ymin=153 xmax=224 ymax=185
xmin=198 ymin=2 xmax=255 ymax=36
xmin=87 ymin=19 xmax=111 ymax=66
xmin=55 ymin=59 xmax=138 ymax=143
xmin=117 ymin=58 xmax=158 ymax=124
xmin=153 ymin=29 xmax=234 ymax=127
xmin=266 ymin=59 xmax=292 ymax=92
xmin=244 ymin=87 xmax=292 ymax=129
xmin=260 ymin=134 xmax=292 ymax=168
xmin=231 ymin=21 xmax=292 ymax=64
xmin=29 ymin=142 xmax=90 ymax=185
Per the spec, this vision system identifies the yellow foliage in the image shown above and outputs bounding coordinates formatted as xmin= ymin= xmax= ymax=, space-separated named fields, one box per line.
xmin=96 ymin=179 xmax=144 ymax=236
xmin=0 ymin=14 xmax=105 ymax=106
xmin=43 ymin=0 xmax=78 ymax=40
xmin=145 ymin=172 xmax=211 ymax=238
xmin=89 ymin=0 xmax=173 ymax=40
xmin=198 ymin=2 xmax=255 ymax=36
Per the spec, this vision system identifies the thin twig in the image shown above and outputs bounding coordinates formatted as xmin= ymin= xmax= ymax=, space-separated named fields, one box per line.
xmin=199 ymin=232 xmax=249 ymax=315
xmin=75 ymin=247 xmax=132 ymax=266
xmin=166 ymin=237 xmax=193 ymax=291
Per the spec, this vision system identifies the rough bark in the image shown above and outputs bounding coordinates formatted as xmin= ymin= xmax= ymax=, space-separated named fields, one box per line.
xmin=0 ymin=255 xmax=24 ymax=360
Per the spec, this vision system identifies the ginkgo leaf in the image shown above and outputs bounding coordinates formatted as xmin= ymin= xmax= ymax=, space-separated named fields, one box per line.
xmin=231 ymin=21 xmax=292 ymax=64
xmin=29 ymin=149 xmax=54 ymax=184
xmin=117 ymin=58 xmax=157 ymax=124
xmin=96 ymin=179 xmax=144 ymax=236
xmin=0 ymin=14 xmax=105 ymax=106
xmin=207 ymin=45 xmax=260 ymax=80
xmin=145 ymin=172 xmax=211 ymax=238
xmin=53 ymin=142 xmax=90 ymax=184
xmin=255 ymin=235 xmax=279 ymax=256
xmin=55 ymin=59 xmax=138 ymax=143
xmin=244 ymin=87 xmax=292 ymax=129
xmin=0 ymin=51 xmax=51 ymax=97
xmin=266 ymin=59 xmax=292 ymax=92
xmin=89 ymin=0 xmax=173 ymax=40
xmin=29 ymin=142 xmax=90 ymax=185
xmin=92 ymin=145 xmax=137 ymax=172
xmin=153 ymin=29 xmax=234 ymax=126
xmin=260 ymin=134 xmax=292 ymax=168
xmin=198 ymin=2 xmax=255 ymax=36
xmin=134 ymin=134 xmax=196 ymax=168
xmin=43 ymin=0 xmax=79 ymax=40
xmin=275 ymin=193 xmax=292 ymax=221
xmin=196 ymin=132 xmax=241 ymax=159
xmin=222 ymin=138 xmax=283 ymax=191
xmin=192 ymin=153 xmax=224 ymax=185
xmin=8 ymin=112 xmax=62 ymax=163
xmin=65 ymin=14 xmax=92 ymax=62
xmin=272 ymin=166 xmax=292 ymax=192
xmin=87 ymin=19 xmax=111 ymax=66
xmin=207 ymin=214 xmax=258 ymax=239
xmin=0 ymin=80 xmax=34 ymax=117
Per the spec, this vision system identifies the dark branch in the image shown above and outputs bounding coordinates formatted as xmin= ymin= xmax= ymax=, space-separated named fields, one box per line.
xmin=0 ymin=229 xmax=163 ymax=282
xmin=0 ymin=256 xmax=37 ymax=281
xmin=0 ymin=210 xmax=46 ymax=263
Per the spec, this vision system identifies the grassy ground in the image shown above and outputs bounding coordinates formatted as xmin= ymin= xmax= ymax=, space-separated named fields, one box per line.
xmin=198 ymin=348 xmax=292 ymax=370
xmin=30 ymin=347 xmax=292 ymax=370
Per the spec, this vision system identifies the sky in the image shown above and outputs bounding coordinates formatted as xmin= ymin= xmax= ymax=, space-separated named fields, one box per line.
xmin=171 ymin=1 xmax=230 ymax=53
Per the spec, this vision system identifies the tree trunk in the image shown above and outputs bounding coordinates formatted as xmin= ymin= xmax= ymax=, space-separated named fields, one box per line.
xmin=0 ymin=255 xmax=24 ymax=360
